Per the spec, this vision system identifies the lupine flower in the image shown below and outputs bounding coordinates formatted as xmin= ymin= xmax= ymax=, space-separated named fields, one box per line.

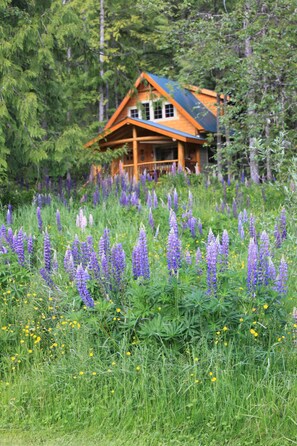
xmin=249 ymin=215 xmax=256 ymax=240
xmin=81 ymin=242 xmax=91 ymax=269
xmin=0 ymin=224 xmax=6 ymax=241
xmin=232 ymin=198 xmax=237 ymax=218
xmin=71 ymin=235 xmax=81 ymax=266
xmin=36 ymin=207 xmax=43 ymax=231
xmin=40 ymin=267 xmax=55 ymax=288
xmin=93 ymin=188 xmax=100 ymax=206
xmin=88 ymin=251 xmax=100 ymax=280
xmin=6 ymin=208 xmax=12 ymax=226
xmin=147 ymin=191 xmax=152 ymax=208
xmin=6 ymin=227 xmax=13 ymax=247
xmin=75 ymin=264 xmax=94 ymax=307
xmin=76 ymin=209 xmax=87 ymax=231
xmin=169 ymin=209 xmax=178 ymax=236
xmin=173 ymin=189 xmax=178 ymax=211
xmin=56 ymin=209 xmax=62 ymax=232
xmin=188 ymin=216 xmax=197 ymax=238
xmin=44 ymin=231 xmax=51 ymax=272
xmin=185 ymin=250 xmax=192 ymax=265
xmin=120 ymin=191 xmax=128 ymax=206
xmin=167 ymin=227 xmax=181 ymax=275
xmin=101 ymin=253 xmax=110 ymax=282
xmin=27 ymin=235 xmax=34 ymax=255
xmin=221 ymin=230 xmax=229 ymax=269
xmin=195 ymin=247 xmax=202 ymax=275
xmin=258 ymin=231 xmax=270 ymax=285
xmin=247 ymin=238 xmax=258 ymax=292
xmin=206 ymin=240 xmax=218 ymax=294
xmin=267 ymin=257 xmax=276 ymax=282
xmin=137 ymin=227 xmax=150 ymax=279
xmin=238 ymin=218 xmax=245 ymax=240
xmin=198 ymin=220 xmax=203 ymax=235
xmin=280 ymin=208 xmax=287 ymax=241
xmin=16 ymin=228 xmax=25 ymax=266
xmin=111 ymin=243 xmax=126 ymax=286
xmin=207 ymin=228 xmax=216 ymax=245
xmin=275 ymin=256 xmax=288 ymax=296
xmin=148 ymin=208 xmax=154 ymax=229
xmin=98 ymin=229 xmax=111 ymax=262
xmin=243 ymin=209 xmax=248 ymax=223
xmin=64 ymin=247 xmax=75 ymax=280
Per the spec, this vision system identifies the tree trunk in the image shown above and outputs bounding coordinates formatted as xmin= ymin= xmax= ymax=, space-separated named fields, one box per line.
xmin=224 ymin=94 xmax=232 ymax=181
xmin=98 ymin=0 xmax=105 ymax=130
xmin=216 ymin=93 xmax=223 ymax=181
xmin=244 ymin=2 xmax=259 ymax=183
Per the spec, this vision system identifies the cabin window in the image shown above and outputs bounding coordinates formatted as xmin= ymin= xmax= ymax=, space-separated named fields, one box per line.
xmin=130 ymin=108 xmax=139 ymax=119
xmin=142 ymin=102 xmax=150 ymax=120
xmin=153 ymin=103 xmax=163 ymax=120
xmin=165 ymin=103 xmax=174 ymax=118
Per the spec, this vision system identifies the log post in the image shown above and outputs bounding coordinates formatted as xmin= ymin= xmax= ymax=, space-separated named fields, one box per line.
xmin=178 ymin=141 xmax=185 ymax=169
xmin=132 ymin=126 xmax=138 ymax=181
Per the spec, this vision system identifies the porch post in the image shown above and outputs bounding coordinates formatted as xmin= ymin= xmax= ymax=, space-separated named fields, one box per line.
xmin=132 ymin=126 xmax=138 ymax=180
xmin=178 ymin=141 xmax=185 ymax=169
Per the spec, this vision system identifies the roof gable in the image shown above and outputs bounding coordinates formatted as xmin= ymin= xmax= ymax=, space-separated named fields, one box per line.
xmin=105 ymin=72 xmax=218 ymax=133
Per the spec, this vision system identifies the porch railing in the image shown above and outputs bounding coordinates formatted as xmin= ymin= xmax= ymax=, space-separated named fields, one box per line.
xmin=122 ymin=159 xmax=179 ymax=178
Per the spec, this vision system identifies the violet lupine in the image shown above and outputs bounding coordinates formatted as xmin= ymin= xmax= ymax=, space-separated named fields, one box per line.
xmin=64 ymin=247 xmax=75 ymax=280
xmin=101 ymin=253 xmax=110 ymax=282
xmin=275 ymin=256 xmax=288 ymax=296
xmin=149 ymin=208 xmax=154 ymax=229
xmin=274 ymin=223 xmax=282 ymax=248
xmin=40 ymin=267 xmax=55 ymax=288
xmin=44 ymin=231 xmax=51 ymax=273
xmin=198 ymin=220 xmax=203 ymax=235
xmin=80 ymin=242 xmax=91 ymax=269
xmin=120 ymin=191 xmax=128 ymax=206
xmin=36 ymin=206 xmax=43 ymax=231
xmin=71 ymin=235 xmax=81 ymax=266
xmin=130 ymin=192 xmax=139 ymax=207
xmin=206 ymin=240 xmax=218 ymax=295
xmin=16 ymin=228 xmax=25 ymax=266
xmin=207 ymin=228 xmax=216 ymax=245
xmin=56 ymin=209 xmax=62 ymax=232
xmin=132 ymin=243 xmax=141 ymax=279
xmin=138 ymin=227 xmax=150 ymax=279
xmin=188 ymin=216 xmax=197 ymax=238
xmin=185 ymin=250 xmax=192 ymax=265
xmin=98 ymin=229 xmax=111 ymax=262
xmin=267 ymin=257 xmax=276 ymax=283
xmin=258 ymin=231 xmax=270 ymax=285
xmin=249 ymin=215 xmax=256 ymax=240
xmin=167 ymin=227 xmax=181 ymax=275
xmin=243 ymin=209 xmax=248 ymax=223
xmin=87 ymin=235 xmax=93 ymax=252
xmin=75 ymin=264 xmax=94 ymax=307
xmin=147 ymin=191 xmax=152 ymax=208
xmin=280 ymin=208 xmax=287 ymax=241
xmin=221 ymin=230 xmax=229 ymax=270
xmin=88 ymin=251 xmax=100 ymax=280
xmin=247 ymin=238 xmax=258 ymax=292
xmin=27 ymin=235 xmax=34 ymax=255
xmin=6 ymin=208 xmax=12 ymax=226
xmin=173 ymin=189 xmax=178 ymax=211
xmin=111 ymin=243 xmax=126 ymax=286
xmin=195 ymin=247 xmax=202 ymax=275
xmin=93 ymin=188 xmax=100 ymax=206
xmin=6 ymin=227 xmax=13 ymax=248
xmin=169 ymin=209 xmax=178 ymax=236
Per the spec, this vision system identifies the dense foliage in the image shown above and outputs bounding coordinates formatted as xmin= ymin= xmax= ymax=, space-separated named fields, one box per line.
xmin=0 ymin=171 xmax=296 ymax=444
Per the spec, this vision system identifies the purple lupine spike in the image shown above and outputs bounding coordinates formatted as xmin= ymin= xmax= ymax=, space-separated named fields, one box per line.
xmin=274 ymin=223 xmax=281 ymax=248
xmin=130 ymin=192 xmax=138 ymax=207
xmin=171 ymin=162 xmax=177 ymax=176
xmin=241 ymin=171 xmax=245 ymax=183
xmin=27 ymin=235 xmax=34 ymax=255
xmin=258 ymin=231 xmax=270 ymax=285
xmin=120 ymin=191 xmax=128 ymax=206
xmin=71 ymin=235 xmax=81 ymax=266
xmin=267 ymin=257 xmax=276 ymax=282
xmin=98 ymin=229 xmax=111 ymax=262
xmin=167 ymin=227 xmax=181 ymax=275
xmin=87 ymin=235 xmax=93 ymax=252
xmin=75 ymin=264 xmax=94 ymax=307
xmin=88 ymin=251 xmax=100 ymax=280
xmin=167 ymin=193 xmax=172 ymax=210
xmin=185 ymin=250 xmax=192 ymax=265
xmin=40 ymin=267 xmax=55 ymax=288
xmin=249 ymin=215 xmax=256 ymax=240
xmin=80 ymin=242 xmax=91 ymax=269
xmin=169 ymin=209 xmax=178 ymax=236
xmin=6 ymin=227 xmax=13 ymax=248
xmin=111 ymin=243 xmax=126 ymax=286
xmin=173 ymin=189 xmax=178 ymax=211
xmin=132 ymin=243 xmax=141 ymax=279
xmin=188 ymin=216 xmax=197 ymax=238
xmin=149 ymin=208 xmax=154 ymax=229
xmin=16 ymin=228 xmax=25 ymax=265
xmin=280 ymin=208 xmax=287 ymax=241
xmin=238 ymin=219 xmax=245 ymax=240
xmin=93 ymin=187 xmax=100 ymax=206
xmin=44 ymin=231 xmax=51 ymax=273
xmin=206 ymin=240 xmax=218 ymax=295
xmin=138 ymin=227 xmax=150 ymax=279
xmin=1 ymin=224 xmax=6 ymax=241
xmin=207 ymin=228 xmax=216 ymax=245
xmin=6 ymin=208 xmax=12 ymax=226
xmin=36 ymin=207 xmax=43 ymax=231
xmin=147 ymin=191 xmax=152 ymax=208
xmin=243 ymin=209 xmax=248 ymax=223
xmin=64 ymin=247 xmax=75 ymax=280
xmin=101 ymin=253 xmax=110 ymax=281
xmin=221 ymin=230 xmax=229 ymax=269
xmin=56 ymin=209 xmax=62 ymax=232
xmin=247 ymin=238 xmax=258 ymax=292
xmin=12 ymin=234 xmax=17 ymax=252
xmin=198 ymin=220 xmax=203 ymax=235
xmin=275 ymin=256 xmax=288 ymax=296
xmin=195 ymin=247 xmax=202 ymax=275
xmin=153 ymin=191 xmax=158 ymax=208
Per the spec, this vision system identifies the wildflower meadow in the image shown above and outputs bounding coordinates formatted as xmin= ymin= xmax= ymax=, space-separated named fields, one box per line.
xmin=0 ymin=169 xmax=296 ymax=446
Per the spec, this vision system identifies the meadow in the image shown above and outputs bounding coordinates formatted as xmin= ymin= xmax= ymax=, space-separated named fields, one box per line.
xmin=0 ymin=169 xmax=296 ymax=446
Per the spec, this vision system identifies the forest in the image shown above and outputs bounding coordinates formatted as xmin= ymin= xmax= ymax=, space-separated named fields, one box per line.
xmin=0 ymin=0 xmax=296 ymax=183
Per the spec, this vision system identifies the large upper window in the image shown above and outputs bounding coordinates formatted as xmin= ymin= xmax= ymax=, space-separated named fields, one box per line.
xmin=129 ymin=101 xmax=175 ymax=121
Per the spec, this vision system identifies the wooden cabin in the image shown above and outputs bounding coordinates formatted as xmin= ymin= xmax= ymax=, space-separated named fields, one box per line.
xmin=84 ymin=72 xmax=221 ymax=179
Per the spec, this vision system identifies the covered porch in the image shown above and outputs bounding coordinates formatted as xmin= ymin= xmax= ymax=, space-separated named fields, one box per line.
xmin=85 ymin=117 xmax=207 ymax=180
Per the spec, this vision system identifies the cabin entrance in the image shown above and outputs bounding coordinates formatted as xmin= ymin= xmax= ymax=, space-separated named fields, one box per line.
xmin=154 ymin=145 xmax=178 ymax=161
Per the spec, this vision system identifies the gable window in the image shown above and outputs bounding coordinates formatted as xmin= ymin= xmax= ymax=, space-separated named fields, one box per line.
xmin=130 ymin=108 xmax=139 ymax=118
xmin=154 ymin=103 xmax=163 ymax=120
xmin=165 ymin=103 xmax=174 ymax=118
xmin=142 ymin=102 xmax=150 ymax=120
